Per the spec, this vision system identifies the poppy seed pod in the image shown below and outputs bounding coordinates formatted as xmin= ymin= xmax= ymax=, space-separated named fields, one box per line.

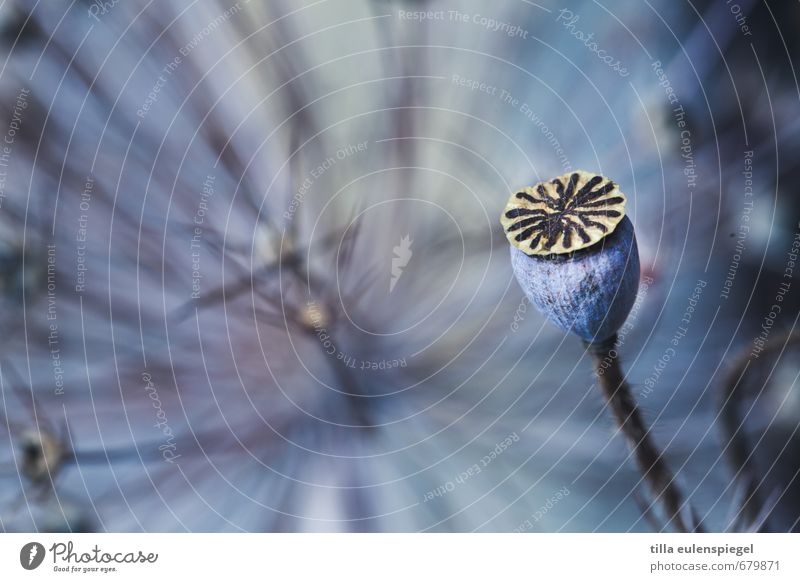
xmin=502 ymin=171 xmax=640 ymax=343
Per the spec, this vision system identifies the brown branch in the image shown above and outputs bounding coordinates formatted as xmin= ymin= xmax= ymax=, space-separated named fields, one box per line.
xmin=586 ymin=335 xmax=700 ymax=532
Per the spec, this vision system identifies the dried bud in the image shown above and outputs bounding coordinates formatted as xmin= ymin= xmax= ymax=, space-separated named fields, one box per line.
xmin=503 ymin=171 xmax=639 ymax=343
xmin=19 ymin=429 xmax=65 ymax=484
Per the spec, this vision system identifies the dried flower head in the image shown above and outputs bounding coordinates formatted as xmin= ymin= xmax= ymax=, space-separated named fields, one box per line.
xmin=18 ymin=429 xmax=65 ymax=485
xmin=505 ymin=171 xmax=639 ymax=343
xmin=501 ymin=170 xmax=626 ymax=255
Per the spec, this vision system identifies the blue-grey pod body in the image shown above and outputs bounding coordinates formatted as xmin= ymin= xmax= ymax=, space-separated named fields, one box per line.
xmin=510 ymin=215 xmax=640 ymax=343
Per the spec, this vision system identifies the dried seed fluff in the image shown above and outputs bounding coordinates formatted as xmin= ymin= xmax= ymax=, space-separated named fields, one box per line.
xmin=500 ymin=170 xmax=626 ymax=255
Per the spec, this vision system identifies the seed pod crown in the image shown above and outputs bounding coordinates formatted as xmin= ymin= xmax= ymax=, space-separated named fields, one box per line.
xmin=501 ymin=170 xmax=626 ymax=256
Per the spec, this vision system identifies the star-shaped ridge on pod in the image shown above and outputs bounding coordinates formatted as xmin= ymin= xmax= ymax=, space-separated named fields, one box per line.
xmin=500 ymin=170 xmax=627 ymax=256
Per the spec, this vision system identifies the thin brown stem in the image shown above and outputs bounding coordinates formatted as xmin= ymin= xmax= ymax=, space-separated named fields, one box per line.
xmin=718 ymin=333 xmax=800 ymax=531
xmin=586 ymin=335 xmax=699 ymax=532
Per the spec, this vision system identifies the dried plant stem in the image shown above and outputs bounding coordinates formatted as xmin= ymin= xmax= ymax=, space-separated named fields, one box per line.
xmin=324 ymin=332 xmax=374 ymax=430
xmin=718 ymin=333 xmax=800 ymax=531
xmin=586 ymin=335 xmax=697 ymax=532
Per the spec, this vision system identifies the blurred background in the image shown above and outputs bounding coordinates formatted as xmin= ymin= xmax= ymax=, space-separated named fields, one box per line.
xmin=0 ymin=0 xmax=798 ymax=532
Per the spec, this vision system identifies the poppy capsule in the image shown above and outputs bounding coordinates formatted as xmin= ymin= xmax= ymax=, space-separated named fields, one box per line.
xmin=502 ymin=171 xmax=640 ymax=343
